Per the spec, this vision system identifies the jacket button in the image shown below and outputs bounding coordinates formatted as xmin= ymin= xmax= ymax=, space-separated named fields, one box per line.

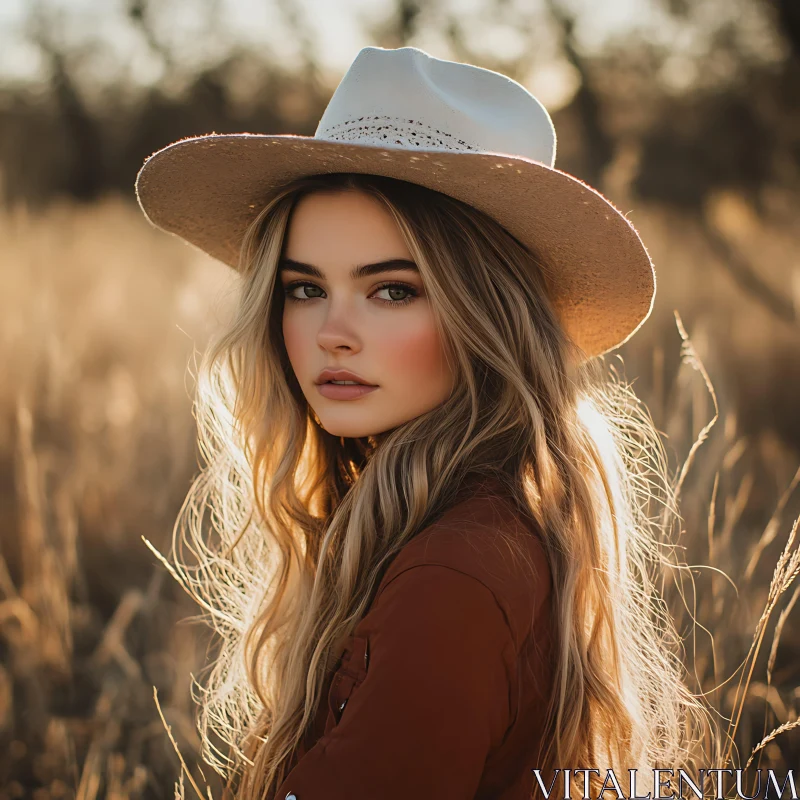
xmin=285 ymin=794 xmax=297 ymax=800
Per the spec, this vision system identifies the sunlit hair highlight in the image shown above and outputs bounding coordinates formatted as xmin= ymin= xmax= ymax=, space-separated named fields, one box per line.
xmin=163 ymin=171 xmax=716 ymax=799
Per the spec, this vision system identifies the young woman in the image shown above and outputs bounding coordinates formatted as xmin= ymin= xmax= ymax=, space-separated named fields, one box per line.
xmin=136 ymin=46 xmax=714 ymax=800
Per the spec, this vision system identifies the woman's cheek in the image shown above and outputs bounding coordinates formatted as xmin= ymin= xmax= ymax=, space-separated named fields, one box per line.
xmin=380 ymin=317 xmax=450 ymax=393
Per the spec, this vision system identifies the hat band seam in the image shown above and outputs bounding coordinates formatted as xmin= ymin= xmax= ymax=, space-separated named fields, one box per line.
xmin=318 ymin=114 xmax=480 ymax=152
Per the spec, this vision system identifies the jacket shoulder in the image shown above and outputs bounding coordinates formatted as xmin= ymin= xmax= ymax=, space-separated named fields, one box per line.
xmin=375 ymin=480 xmax=551 ymax=651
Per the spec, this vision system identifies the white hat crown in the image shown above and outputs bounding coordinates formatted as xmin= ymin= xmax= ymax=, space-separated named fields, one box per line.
xmin=315 ymin=46 xmax=557 ymax=168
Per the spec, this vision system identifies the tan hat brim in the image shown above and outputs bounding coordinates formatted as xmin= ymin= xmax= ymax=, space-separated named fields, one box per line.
xmin=135 ymin=133 xmax=655 ymax=359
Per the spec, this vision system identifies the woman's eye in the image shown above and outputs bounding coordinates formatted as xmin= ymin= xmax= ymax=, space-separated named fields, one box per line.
xmin=285 ymin=282 xmax=324 ymax=301
xmin=373 ymin=284 xmax=416 ymax=304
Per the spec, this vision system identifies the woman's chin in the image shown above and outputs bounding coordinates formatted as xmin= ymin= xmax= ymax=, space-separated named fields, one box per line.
xmin=321 ymin=423 xmax=383 ymax=439
xmin=315 ymin=413 xmax=399 ymax=440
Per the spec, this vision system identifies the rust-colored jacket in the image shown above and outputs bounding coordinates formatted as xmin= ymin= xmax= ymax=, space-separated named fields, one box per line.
xmin=273 ymin=474 xmax=555 ymax=800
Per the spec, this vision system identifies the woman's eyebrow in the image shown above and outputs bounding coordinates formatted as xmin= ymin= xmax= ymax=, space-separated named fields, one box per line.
xmin=278 ymin=258 xmax=419 ymax=280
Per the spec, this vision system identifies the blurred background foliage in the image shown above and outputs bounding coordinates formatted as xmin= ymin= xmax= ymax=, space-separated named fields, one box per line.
xmin=1 ymin=0 xmax=800 ymax=797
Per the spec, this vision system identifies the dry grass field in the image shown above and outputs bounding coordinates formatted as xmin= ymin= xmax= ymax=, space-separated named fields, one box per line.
xmin=1 ymin=192 xmax=799 ymax=798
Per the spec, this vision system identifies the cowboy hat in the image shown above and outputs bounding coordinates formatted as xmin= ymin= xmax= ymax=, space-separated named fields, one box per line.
xmin=135 ymin=45 xmax=655 ymax=359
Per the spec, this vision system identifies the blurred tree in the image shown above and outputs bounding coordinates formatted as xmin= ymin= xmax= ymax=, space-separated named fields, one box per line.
xmin=126 ymin=0 xmax=176 ymax=72
xmin=771 ymin=0 xmax=800 ymax=56
xmin=541 ymin=0 xmax=615 ymax=187
xmin=366 ymin=0 xmax=427 ymax=47
xmin=26 ymin=3 xmax=104 ymax=201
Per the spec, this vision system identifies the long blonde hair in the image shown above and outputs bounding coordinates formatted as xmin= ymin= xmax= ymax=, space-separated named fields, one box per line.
xmin=166 ymin=172 xmax=716 ymax=798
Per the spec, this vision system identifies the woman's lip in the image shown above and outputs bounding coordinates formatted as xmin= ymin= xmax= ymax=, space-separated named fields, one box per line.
xmin=316 ymin=383 xmax=379 ymax=400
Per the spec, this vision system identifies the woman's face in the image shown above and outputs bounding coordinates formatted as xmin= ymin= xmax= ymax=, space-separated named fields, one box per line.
xmin=280 ymin=188 xmax=455 ymax=439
